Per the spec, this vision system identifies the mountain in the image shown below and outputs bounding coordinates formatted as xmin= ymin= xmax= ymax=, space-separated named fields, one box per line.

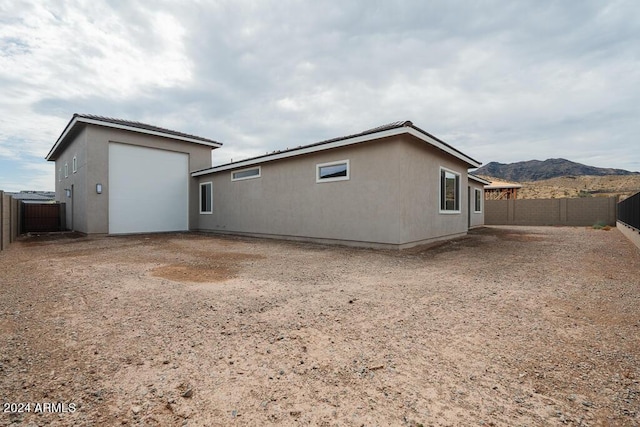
xmin=516 ymin=175 xmax=640 ymax=199
xmin=474 ymin=158 xmax=639 ymax=182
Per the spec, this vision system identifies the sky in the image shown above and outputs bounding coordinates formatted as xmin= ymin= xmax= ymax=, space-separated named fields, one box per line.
xmin=1 ymin=0 xmax=639 ymax=192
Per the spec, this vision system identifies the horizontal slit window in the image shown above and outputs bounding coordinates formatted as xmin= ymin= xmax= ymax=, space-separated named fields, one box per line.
xmin=231 ymin=167 xmax=261 ymax=181
xmin=316 ymin=160 xmax=350 ymax=183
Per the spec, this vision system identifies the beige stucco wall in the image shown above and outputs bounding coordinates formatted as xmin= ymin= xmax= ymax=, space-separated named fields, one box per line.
xmin=395 ymin=138 xmax=470 ymax=245
xmin=469 ymin=181 xmax=485 ymax=228
xmin=55 ymin=127 xmax=88 ymax=232
xmin=54 ymin=125 xmax=213 ymax=233
xmin=196 ymin=135 xmax=472 ymax=248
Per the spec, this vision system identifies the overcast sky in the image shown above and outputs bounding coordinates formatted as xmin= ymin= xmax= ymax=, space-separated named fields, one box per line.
xmin=1 ymin=0 xmax=639 ymax=191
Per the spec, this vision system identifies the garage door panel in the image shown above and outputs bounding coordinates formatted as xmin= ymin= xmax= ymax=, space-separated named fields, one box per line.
xmin=109 ymin=143 xmax=188 ymax=234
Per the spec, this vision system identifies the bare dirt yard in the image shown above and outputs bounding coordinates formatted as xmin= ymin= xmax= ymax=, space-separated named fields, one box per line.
xmin=1 ymin=226 xmax=639 ymax=426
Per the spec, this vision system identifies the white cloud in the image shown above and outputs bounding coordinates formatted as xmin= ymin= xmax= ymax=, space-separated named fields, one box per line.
xmin=1 ymin=0 xmax=640 ymax=192
xmin=0 ymin=0 xmax=194 ymax=164
xmin=0 ymin=1 xmax=192 ymax=96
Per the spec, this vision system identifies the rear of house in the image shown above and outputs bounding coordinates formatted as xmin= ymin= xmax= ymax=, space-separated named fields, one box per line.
xmin=46 ymin=116 xmax=484 ymax=249
xmin=193 ymin=121 xmax=482 ymax=249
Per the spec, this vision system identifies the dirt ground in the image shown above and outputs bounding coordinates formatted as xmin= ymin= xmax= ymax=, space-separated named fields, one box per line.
xmin=1 ymin=226 xmax=639 ymax=426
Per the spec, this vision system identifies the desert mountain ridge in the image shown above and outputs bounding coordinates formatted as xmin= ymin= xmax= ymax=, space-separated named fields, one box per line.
xmin=474 ymin=158 xmax=639 ymax=182
xmin=475 ymin=174 xmax=640 ymax=199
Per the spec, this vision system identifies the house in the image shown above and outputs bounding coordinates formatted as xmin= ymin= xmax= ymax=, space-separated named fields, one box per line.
xmin=192 ymin=120 xmax=483 ymax=249
xmin=484 ymin=179 xmax=522 ymax=200
xmin=45 ymin=114 xmax=221 ymax=234
xmin=46 ymin=116 xmax=485 ymax=249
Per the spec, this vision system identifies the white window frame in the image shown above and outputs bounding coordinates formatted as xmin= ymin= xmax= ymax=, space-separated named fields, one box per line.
xmin=231 ymin=166 xmax=261 ymax=181
xmin=199 ymin=182 xmax=213 ymax=214
xmin=439 ymin=167 xmax=461 ymax=214
xmin=474 ymin=188 xmax=483 ymax=213
xmin=64 ymin=163 xmax=68 ymax=178
xmin=72 ymin=156 xmax=77 ymax=173
xmin=316 ymin=159 xmax=350 ymax=183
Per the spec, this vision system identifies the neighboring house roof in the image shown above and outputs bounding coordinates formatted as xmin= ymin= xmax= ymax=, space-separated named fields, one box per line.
xmin=192 ymin=120 xmax=481 ymax=176
xmin=8 ymin=192 xmax=55 ymax=202
xmin=469 ymin=174 xmax=491 ymax=185
xmin=485 ymin=180 xmax=522 ymax=189
xmin=46 ymin=113 xmax=222 ymax=161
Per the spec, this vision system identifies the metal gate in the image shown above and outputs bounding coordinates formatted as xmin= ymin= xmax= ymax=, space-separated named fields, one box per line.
xmin=618 ymin=191 xmax=640 ymax=230
xmin=21 ymin=203 xmax=65 ymax=233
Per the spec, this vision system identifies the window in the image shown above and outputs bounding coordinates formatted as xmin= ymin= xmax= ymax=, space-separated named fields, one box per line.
xmin=316 ymin=160 xmax=350 ymax=183
xmin=72 ymin=156 xmax=77 ymax=173
xmin=64 ymin=163 xmax=68 ymax=178
xmin=440 ymin=168 xmax=460 ymax=212
xmin=58 ymin=168 xmax=62 ymax=182
xmin=200 ymin=182 xmax=212 ymax=214
xmin=231 ymin=166 xmax=261 ymax=181
xmin=474 ymin=188 xmax=482 ymax=213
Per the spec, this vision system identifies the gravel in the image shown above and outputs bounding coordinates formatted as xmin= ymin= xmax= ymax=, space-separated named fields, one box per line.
xmin=0 ymin=226 xmax=639 ymax=426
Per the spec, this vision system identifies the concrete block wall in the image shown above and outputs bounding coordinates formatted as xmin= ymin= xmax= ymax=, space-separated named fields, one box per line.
xmin=617 ymin=221 xmax=640 ymax=251
xmin=0 ymin=191 xmax=20 ymax=252
xmin=1 ymin=191 xmax=10 ymax=251
xmin=11 ymin=197 xmax=19 ymax=242
xmin=485 ymin=197 xmax=617 ymax=226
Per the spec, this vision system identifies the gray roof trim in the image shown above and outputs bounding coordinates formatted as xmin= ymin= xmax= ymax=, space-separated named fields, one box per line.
xmin=485 ymin=182 xmax=522 ymax=189
xmin=46 ymin=114 xmax=221 ymax=160
xmin=192 ymin=121 xmax=481 ymax=176
xmin=468 ymin=174 xmax=492 ymax=185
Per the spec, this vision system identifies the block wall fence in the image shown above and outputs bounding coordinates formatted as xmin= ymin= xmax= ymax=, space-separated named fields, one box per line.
xmin=0 ymin=191 xmax=20 ymax=252
xmin=485 ymin=197 xmax=618 ymax=227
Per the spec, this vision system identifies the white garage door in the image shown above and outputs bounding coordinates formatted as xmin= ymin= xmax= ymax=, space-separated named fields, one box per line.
xmin=109 ymin=143 xmax=189 ymax=234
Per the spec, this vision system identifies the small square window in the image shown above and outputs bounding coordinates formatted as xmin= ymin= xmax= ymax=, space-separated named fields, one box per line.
xmin=200 ymin=182 xmax=212 ymax=214
xmin=316 ymin=160 xmax=350 ymax=183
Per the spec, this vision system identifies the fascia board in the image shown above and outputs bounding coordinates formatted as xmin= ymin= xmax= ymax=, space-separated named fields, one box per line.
xmin=192 ymin=127 xmax=409 ymax=176
xmin=405 ymin=127 xmax=482 ymax=168
xmin=46 ymin=116 xmax=221 ymax=161
xmin=77 ymin=117 xmax=222 ymax=148
xmin=468 ymin=175 xmax=492 ymax=185
xmin=486 ymin=184 xmax=522 ymax=189
xmin=192 ymin=127 xmax=481 ymax=177
xmin=45 ymin=116 xmax=79 ymax=160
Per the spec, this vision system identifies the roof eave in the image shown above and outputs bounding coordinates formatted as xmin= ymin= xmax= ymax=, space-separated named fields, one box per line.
xmin=46 ymin=116 xmax=222 ymax=161
xmin=192 ymin=126 xmax=481 ymax=177
xmin=405 ymin=127 xmax=481 ymax=168
xmin=75 ymin=117 xmax=223 ymax=148
xmin=45 ymin=116 xmax=79 ymax=161
xmin=468 ymin=175 xmax=492 ymax=185
xmin=486 ymin=184 xmax=522 ymax=189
